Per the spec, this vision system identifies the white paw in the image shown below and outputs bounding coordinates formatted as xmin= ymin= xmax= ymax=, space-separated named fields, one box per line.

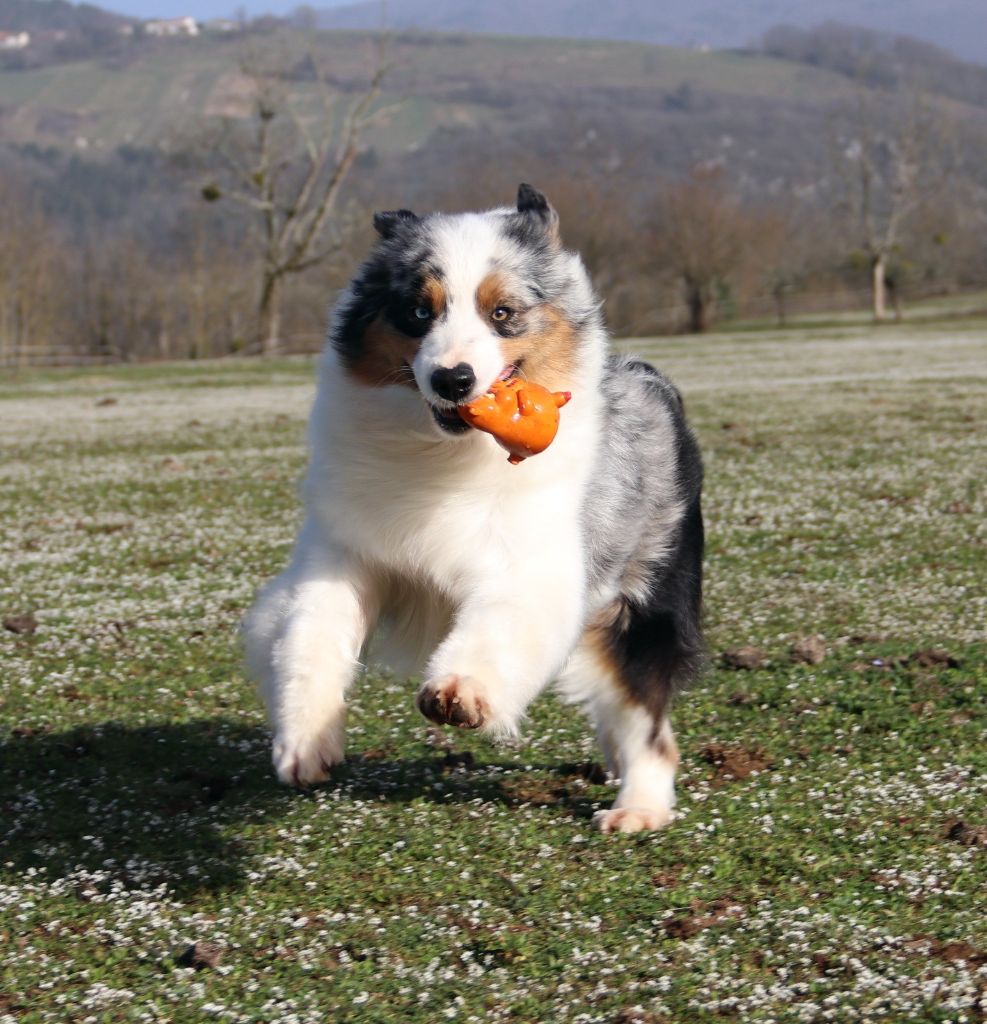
xmin=592 ymin=806 xmax=673 ymax=834
xmin=416 ymin=674 xmax=490 ymax=729
xmin=272 ymin=722 xmax=344 ymax=787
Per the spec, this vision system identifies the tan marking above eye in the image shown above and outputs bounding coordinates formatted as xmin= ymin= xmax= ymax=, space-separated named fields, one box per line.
xmin=475 ymin=270 xmax=510 ymax=317
xmin=422 ymin=276 xmax=446 ymax=317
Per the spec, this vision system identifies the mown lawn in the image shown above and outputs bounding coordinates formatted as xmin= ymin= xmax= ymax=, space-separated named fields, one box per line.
xmin=1 ymin=323 xmax=984 ymax=1023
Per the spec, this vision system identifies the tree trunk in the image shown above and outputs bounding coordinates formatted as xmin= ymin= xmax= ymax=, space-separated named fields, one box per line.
xmin=890 ymin=282 xmax=903 ymax=322
xmin=686 ymin=283 xmax=711 ymax=333
xmin=872 ymin=253 xmax=887 ymax=322
xmin=258 ymin=271 xmax=282 ymax=356
xmin=775 ymin=286 xmax=788 ymax=327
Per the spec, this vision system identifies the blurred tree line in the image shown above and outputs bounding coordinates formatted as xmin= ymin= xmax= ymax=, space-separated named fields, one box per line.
xmin=2 ymin=30 xmax=986 ymax=365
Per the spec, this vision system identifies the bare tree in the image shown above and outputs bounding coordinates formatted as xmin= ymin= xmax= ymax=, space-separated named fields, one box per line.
xmin=650 ymin=166 xmax=747 ymax=333
xmin=203 ymin=40 xmax=388 ymax=355
xmin=0 ymin=182 xmax=62 ymax=366
xmin=753 ymin=203 xmax=826 ymax=328
xmin=835 ymin=95 xmax=936 ymax=322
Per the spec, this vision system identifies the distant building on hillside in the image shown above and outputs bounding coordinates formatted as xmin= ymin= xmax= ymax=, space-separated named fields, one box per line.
xmin=202 ymin=18 xmax=239 ymax=32
xmin=0 ymin=31 xmax=30 ymax=49
xmin=145 ymin=17 xmax=199 ymax=38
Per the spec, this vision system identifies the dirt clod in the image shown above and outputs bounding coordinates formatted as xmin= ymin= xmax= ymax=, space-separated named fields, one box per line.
xmin=3 ymin=613 xmax=37 ymax=635
xmin=790 ymin=636 xmax=826 ymax=665
xmin=613 ymin=1010 xmax=667 ymax=1024
xmin=651 ymin=868 xmax=682 ymax=889
xmin=910 ymin=648 xmax=959 ymax=669
xmin=945 ymin=819 xmax=987 ymax=847
xmin=722 ymin=646 xmax=765 ymax=670
xmin=500 ymin=777 xmax=566 ymax=806
xmin=177 ymin=940 xmax=223 ymax=970
xmin=663 ymin=900 xmax=743 ymax=939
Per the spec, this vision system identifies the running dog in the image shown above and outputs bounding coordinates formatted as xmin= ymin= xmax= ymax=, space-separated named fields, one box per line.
xmin=243 ymin=184 xmax=704 ymax=833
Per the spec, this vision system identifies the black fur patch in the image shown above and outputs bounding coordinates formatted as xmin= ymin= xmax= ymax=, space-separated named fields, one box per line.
xmin=372 ymin=209 xmax=420 ymax=239
xmin=332 ymin=222 xmax=439 ymax=369
xmin=588 ymin=356 xmax=705 ymax=728
xmin=602 ymin=496 xmax=704 ymax=726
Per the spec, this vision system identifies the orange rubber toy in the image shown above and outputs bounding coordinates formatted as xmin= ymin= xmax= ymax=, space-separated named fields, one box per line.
xmin=458 ymin=378 xmax=572 ymax=464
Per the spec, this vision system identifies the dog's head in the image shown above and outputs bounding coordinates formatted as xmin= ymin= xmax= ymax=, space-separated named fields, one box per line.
xmin=331 ymin=184 xmax=598 ymax=438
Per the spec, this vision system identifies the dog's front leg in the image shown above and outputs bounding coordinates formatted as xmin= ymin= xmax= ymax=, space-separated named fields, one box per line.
xmin=417 ymin=548 xmax=585 ymax=735
xmin=243 ymin=527 xmax=376 ymax=786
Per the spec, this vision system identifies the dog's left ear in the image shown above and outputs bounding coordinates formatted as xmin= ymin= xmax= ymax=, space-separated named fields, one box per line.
xmin=516 ymin=183 xmax=560 ymax=245
xmin=373 ymin=208 xmax=420 ymax=240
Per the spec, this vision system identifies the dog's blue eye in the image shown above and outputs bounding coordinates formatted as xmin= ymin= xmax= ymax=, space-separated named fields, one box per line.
xmin=413 ymin=306 xmax=431 ymax=321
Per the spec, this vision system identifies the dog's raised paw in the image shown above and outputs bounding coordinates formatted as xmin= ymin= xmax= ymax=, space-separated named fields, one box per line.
xmin=592 ymin=806 xmax=672 ymax=834
xmin=416 ymin=675 xmax=488 ymax=729
xmin=272 ymin=728 xmax=344 ymax=788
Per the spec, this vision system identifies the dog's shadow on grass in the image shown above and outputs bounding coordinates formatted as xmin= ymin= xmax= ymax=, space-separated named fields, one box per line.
xmin=1 ymin=719 xmax=606 ymax=895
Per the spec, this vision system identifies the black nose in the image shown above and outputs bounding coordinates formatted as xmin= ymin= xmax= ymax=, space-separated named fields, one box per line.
xmin=430 ymin=363 xmax=476 ymax=403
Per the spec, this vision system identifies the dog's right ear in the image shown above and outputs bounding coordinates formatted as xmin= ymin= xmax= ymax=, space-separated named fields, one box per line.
xmin=373 ymin=209 xmax=420 ymax=239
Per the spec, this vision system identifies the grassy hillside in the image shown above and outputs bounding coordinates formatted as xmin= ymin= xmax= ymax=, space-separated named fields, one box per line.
xmin=317 ymin=0 xmax=987 ymax=66
xmin=0 ymin=28 xmax=869 ymax=152
xmin=4 ymin=25 xmax=986 ymax=217
xmin=2 ymin=321 xmax=984 ymax=1021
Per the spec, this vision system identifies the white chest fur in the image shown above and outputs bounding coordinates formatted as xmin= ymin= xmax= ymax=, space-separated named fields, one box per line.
xmin=303 ymin=363 xmax=599 ymax=603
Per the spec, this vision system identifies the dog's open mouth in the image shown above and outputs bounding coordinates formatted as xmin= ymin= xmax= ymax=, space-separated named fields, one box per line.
xmin=431 ymin=405 xmax=472 ymax=434
xmin=429 ymin=362 xmax=523 ymax=435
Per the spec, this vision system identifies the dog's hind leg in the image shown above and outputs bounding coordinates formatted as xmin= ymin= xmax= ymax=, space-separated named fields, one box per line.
xmin=560 ymin=638 xmax=679 ymax=833
xmin=242 ymin=519 xmax=378 ymax=787
xmin=563 ymin=499 xmax=704 ymax=834
xmin=591 ymin=691 xmax=680 ymax=835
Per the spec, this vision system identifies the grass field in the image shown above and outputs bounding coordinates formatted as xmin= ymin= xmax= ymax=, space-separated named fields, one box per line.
xmin=1 ymin=322 xmax=985 ymax=1023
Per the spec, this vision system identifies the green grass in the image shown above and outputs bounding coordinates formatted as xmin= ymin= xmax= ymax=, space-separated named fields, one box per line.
xmin=1 ymin=324 xmax=985 ymax=1022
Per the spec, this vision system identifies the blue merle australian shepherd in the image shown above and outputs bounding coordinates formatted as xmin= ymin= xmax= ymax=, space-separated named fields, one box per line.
xmin=244 ymin=184 xmax=704 ymax=833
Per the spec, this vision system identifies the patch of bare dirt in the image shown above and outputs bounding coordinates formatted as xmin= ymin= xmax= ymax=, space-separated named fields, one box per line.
xmin=500 ymin=777 xmax=567 ymax=806
xmin=903 ymin=936 xmax=987 ymax=967
xmin=700 ymin=743 xmax=774 ymax=784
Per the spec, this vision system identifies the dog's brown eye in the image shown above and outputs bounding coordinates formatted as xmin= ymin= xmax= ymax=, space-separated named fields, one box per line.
xmin=491 ymin=306 xmax=511 ymax=322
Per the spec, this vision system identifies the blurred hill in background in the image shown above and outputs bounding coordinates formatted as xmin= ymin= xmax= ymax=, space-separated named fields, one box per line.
xmin=314 ymin=0 xmax=987 ymax=66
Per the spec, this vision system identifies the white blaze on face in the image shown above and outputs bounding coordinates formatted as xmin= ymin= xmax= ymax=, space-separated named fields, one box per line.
xmin=412 ymin=213 xmax=511 ymax=406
